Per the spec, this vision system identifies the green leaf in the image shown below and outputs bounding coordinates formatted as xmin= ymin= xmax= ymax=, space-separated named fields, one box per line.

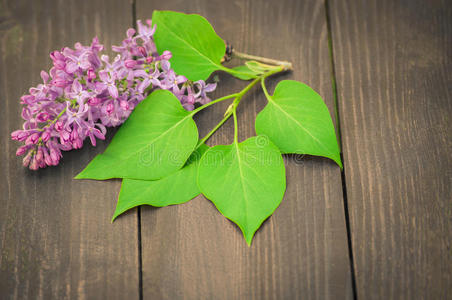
xmin=112 ymin=144 xmax=209 ymax=221
xmin=229 ymin=64 xmax=260 ymax=80
xmin=75 ymin=90 xmax=198 ymax=180
xmin=152 ymin=10 xmax=226 ymax=81
xmin=255 ymin=80 xmax=342 ymax=167
xmin=245 ymin=61 xmax=280 ymax=73
xmin=227 ymin=61 xmax=280 ymax=80
xmin=197 ymin=136 xmax=286 ymax=245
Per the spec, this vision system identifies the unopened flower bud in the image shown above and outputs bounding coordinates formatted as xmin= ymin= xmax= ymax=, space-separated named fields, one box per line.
xmin=37 ymin=112 xmax=50 ymax=122
xmin=120 ymin=100 xmax=130 ymax=111
xmin=54 ymin=121 xmax=64 ymax=132
xmin=138 ymin=46 xmax=147 ymax=57
xmin=60 ymin=130 xmax=70 ymax=142
xmin=43 ymin=148 xmax=52 ymax=166
xmin=73 ymin=138 xmax=83 ymax=149
xmin=26 ymin=132 xmax=40 ymax=145
xmin=70 ymin=129 xmax=79 ymax=141
xmin=36 ymin=147 xmax=44 ymax=162
xmin=87 ymin=68 xmax=96 ymax=80
xmin=29 ymin=156 xmax=39 ymax=170
xmin=16 ymin=145 xmax=29 ymax=156
xmin=160 ymin=50 xmax=172 ymax=60
xmin=11 ymin=130 xmax=23 ymax=141
xmin=41 ymin=131 xmax=51 ymax=142
xmin=22 ymin=151 xmax=33 ymax=167
xmin=106 ymin=103 xmax=114 ymax=114
xmin=49 ymin=148 xmax=60 ymax=165
xmin=125 ymin=59 xmax=137 ymax=69
xmin=40 ymin=71 xmax=50 ymax=83
xmin=87 ymin=97 xmax=101 ymax=106
xmin=52 ymin=78 xmax=67 ymax=87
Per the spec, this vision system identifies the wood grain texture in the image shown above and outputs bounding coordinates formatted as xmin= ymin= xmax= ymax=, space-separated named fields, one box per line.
xmin=0 ymin=0 xmax=139 ymax=299
xmin=135 ymin=1 xmax=352 ymax=299
xmin=328 ymin=0 xmax=452 ymax=299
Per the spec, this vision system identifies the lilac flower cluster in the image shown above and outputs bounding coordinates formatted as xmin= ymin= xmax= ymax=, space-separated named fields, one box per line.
xmin=11 ymin=20 xmax=217 ymax=170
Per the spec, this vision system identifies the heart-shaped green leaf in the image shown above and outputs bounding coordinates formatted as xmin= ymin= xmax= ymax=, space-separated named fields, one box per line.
xmin=197 ymin=136 xmax=286 ymax=245
xmin=112 ymin=144 xmax=209 ymax=221
xmin=255 ymin=80 xmax=342 ymax=167
xmin=75 ymin=90 xmax=198 ymax=180
xmin=152 ymin=10 xmax=226 ymax=81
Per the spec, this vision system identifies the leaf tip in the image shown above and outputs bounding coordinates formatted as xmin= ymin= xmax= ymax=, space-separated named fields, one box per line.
xmin=74 ymin=172 xmax=84 ymax=180
xmin=73 ymin=169 xmax=96 ymax=180
xmin=244 ymin=234 xmax=254 ymax=247
xmin=111 ymin=215 xmax=118 ymax=223
xmin=242 ymin=229 xmax=256 ymax=247
xmin=74 ymin=161 xmax=98 ymax=180
xmin=334 ymin=155 xmax=343 ymax=169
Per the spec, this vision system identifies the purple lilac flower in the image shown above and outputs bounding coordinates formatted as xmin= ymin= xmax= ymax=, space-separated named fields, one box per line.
xmin=12 ymin=20 xmax=217 ymax=170
xmin=134 ymin=67 xmax=162 ymax=93
xmin=194 ymin=80 xmax=217 ymax=104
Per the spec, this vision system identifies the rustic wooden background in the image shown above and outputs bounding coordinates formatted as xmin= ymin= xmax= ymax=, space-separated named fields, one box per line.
xmin=0 ymin=0 xmax=450 ymax=299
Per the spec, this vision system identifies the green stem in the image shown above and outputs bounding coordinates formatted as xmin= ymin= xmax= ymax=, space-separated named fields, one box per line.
xmin=237 ymin=77 xmax=261 ymax=99
xmin=53 ymin=107 xmax=67 ymax=124
xmin=195 ymin=65 xmax=286 ymax=147
xmin=195 ymin=111 xmax=233 ymax=149
xmin=232 ymin=49 xmax=293 ymax=71
xmin=232 ymin=105 xmax=239 ymax=144
xmin=195 ymin=77 xmax=261 ymax=147
xmin=234 ymin=66 xmax=283 ymax=106
xmin=38 ymin=107 xmax=67 ymax=132
xmin=191 ymin=93 xmax=238 ymax=115
xmin=260 ymin=77 xmax=271 ymax=100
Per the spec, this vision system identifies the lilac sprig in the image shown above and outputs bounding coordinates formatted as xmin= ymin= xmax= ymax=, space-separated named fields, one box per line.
xmin=11 ymin=19 xmax=217 ymax=170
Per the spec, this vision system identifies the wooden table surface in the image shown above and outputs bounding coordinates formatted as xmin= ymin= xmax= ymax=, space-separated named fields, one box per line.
xmin=1 ymin=0 xmax=450 ymax=299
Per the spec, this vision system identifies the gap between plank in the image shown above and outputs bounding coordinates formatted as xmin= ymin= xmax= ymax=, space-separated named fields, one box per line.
xmin=132 ymin=0 xmax=137 ymax=28
xmin=324 ymin=1 xmax=358 ymax=299
xmin=137 ymin=206 xmax=143 ymax=300
xmin=130 ymin=2 xmax=143 ymax=299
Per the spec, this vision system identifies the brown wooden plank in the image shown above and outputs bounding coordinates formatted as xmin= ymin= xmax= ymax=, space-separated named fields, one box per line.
xmin=328 ymin=0 xmax=452 ymax=299
xmin=136 ymin=1 xmax=353 ymax=299
xmin=0 ymin=0 xmax=139 ymax=299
